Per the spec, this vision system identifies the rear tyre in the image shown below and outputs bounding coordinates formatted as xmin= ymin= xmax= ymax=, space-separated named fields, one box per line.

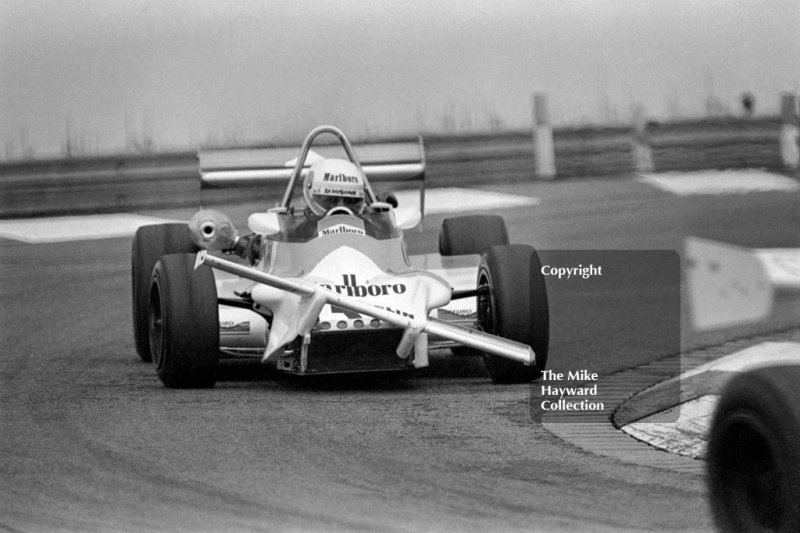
xmin=149 ymin=253 xmax=219 ymax=388
xmin=478 ymin=245 xmax=549 ymax=384
xmin=707 ymin=365 xmax=800 ymax=533
xmin=132 ymin=223 xmax=198 ymax=362
xmin=439 ymin=215 xmax=508 ymax=256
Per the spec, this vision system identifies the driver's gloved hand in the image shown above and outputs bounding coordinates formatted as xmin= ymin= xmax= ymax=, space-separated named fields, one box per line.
xmin=231 ymin=234 xmax=262 ymax=265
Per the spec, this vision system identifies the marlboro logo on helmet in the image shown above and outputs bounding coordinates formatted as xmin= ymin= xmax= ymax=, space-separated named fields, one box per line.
xmin=322 ymin=172 xmax=360 ymax=183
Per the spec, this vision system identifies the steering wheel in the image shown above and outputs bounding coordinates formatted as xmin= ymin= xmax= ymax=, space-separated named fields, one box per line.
xmin=325 ymin=206 xmax=355 ymax=217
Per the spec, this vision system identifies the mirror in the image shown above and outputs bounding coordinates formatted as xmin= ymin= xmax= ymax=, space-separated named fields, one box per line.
xmin=394 ymin=205 xmax=422 ymax=230
xmin=248 ymin=212 xmax=282 ymax=235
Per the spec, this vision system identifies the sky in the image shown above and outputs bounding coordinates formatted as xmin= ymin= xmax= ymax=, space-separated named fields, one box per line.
xmin=1 ymin=0 xmax=798 ymax=159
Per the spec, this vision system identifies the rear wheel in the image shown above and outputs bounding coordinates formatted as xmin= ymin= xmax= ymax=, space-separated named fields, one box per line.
xmin=439 ymin=215 xmax=508 ymax=256
xmin=478 ymin=245 xmax=549 ymax=383
xmin=150 ymin=253 xmax=219 ymax=388
xmin=707 ymin=365 xmax=800 ymax=533
xmin=131 ymin=223 xmax=198 ymax=362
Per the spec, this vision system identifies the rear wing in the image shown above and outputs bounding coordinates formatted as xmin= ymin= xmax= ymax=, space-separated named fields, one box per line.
xmin=198 ymin=138 xmax=426 ymax=215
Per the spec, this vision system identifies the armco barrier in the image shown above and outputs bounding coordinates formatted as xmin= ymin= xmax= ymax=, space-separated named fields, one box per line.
xmin=424 ymin=131 xmax=539 ymax=185
xmin=553 ymin=127 xmax=634 ymax=178
xmin=0 ymin=117 xmax=791 ymax=218
xmin=649 ymin=117 xmax=783 ymax=172
xmin=422 ymin=127 xmax=637 ymax=183
xmin=0 ymin=153 xmax=199 ymax=218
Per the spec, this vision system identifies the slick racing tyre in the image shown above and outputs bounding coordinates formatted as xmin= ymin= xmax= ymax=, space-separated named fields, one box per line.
xmin=707 ymin=365 xmax=800 ymax=533
xmin=149 ymin=253 xmax=219 ymax=388
xmin=439 ymin=215 xmax=508 ymax=256
xmin=477 ymin=245 xmax=549 ymax=383
xmin=132 ymin=223 xmax=199 ymax=362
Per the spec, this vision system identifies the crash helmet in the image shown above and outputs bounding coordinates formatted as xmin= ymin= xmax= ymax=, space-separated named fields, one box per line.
xmin=303 ymin=158 xmax=366 ymax=216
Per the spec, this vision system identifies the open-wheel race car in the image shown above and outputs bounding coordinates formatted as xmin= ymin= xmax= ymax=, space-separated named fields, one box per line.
xmin=131 ymin=125 xmax=549 ymax=388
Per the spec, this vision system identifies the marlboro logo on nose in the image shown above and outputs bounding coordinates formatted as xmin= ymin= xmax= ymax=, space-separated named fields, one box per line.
xmin=318 ymin=274 xmax=407 ymax=297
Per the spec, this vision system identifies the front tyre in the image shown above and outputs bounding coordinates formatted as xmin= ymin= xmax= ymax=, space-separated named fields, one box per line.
xmin=478 ymin=245 xmax=549 ymax=384
xmin=149 ymin=253 xmax=219 ymax=388
xmin=707 ymin=365 xmax=800 ymax=533
xmin=132 ymin=223 xmax=199 ymax=362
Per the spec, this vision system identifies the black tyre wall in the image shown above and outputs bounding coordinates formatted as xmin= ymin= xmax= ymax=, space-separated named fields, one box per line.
xmin=479 ymin=245 xmax=549 ymax=383
xmin=150 ymin=253 xmax=219 ymax=388
xmin=707 ymin=365 xmax=800 ymax=533
xmin=439 ymin=215 xmax=508 ymax=256
xmin=131 ymin=223 xmax=198 ymax=362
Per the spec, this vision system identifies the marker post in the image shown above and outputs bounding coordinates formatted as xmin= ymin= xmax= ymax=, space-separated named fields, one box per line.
xmin=780 ymin=93 xmax=799 ymax=170
xmin=532 ymin=93 xmax=556 ymax=179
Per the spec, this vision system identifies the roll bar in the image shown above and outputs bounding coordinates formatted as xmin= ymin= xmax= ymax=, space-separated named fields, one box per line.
xmin=198 ymin=126 xmax=426 ymax=215
xmin=280 ymin=125 xmax=377 ymax=209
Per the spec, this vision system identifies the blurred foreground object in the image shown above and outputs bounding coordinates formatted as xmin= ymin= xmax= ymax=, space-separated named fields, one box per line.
xmin=686 ymin=238 xmax=800 ymax=331
xmin=707 ymin=364 xmax=800 ymax=532
xmin=689 ymin=234 xmax=800 ymax=531
xmin=686 ymin=238 xmax=772 ymax=331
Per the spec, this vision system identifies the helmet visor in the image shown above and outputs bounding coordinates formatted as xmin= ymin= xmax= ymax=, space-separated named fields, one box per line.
xmin=314 ymin=193 xmax=364 ymax=212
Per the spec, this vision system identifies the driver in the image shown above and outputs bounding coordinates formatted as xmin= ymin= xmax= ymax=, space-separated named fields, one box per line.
xmin=303 ymin=158 xmax=366 ymax=216
xmin=230 ymin=159 xmax=388 ymax=261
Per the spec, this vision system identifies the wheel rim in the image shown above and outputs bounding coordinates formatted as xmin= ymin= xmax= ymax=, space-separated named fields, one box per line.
xmin=149 ymin=282 xmax=165 ymax=370
xmin=477 ymin=269 xmax=496 ymax=335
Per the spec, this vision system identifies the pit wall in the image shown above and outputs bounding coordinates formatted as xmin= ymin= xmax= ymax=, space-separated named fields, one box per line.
xmin=0 ymin=117 xmax=793 ymax=218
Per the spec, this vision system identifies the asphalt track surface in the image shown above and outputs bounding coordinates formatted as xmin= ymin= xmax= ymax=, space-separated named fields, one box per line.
xmin=2 ymin=176 xmax=799 ymax=532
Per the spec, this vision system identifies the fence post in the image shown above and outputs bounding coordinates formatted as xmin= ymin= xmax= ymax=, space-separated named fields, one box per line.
xmin=632 ymin=105 xmax=654 ymax=173
xmin=532 ymin=93 xmax=556 ymax=179
xmin=780 ymin=93 xmax=799 ymax=170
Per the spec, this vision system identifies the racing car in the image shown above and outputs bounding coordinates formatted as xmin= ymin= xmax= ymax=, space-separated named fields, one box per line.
xmin=131 ymin=125 xmax=549 ymax=388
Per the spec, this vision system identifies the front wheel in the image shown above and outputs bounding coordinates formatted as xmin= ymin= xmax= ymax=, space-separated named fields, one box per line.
xmin=478 ymin=245 xmax=549 ymax=383
xmin=150 ymin=253 xmax=219 ymax=388
xmin=707 ymin=365 xmax=800 ymax=532
xmin=132 ymin=223 xmax=199 ymax=362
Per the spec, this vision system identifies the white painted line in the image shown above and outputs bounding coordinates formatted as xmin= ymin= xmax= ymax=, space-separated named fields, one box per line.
xmin=621 ymin=342 xmax=800 ymax=458
xmin=0 ymin=214 xmax=181 ymax=244
xmin=395 ymin=187 xmax=539 ymax=214
xmin=639 ymin=170 xmax=800 ymax=195
xmin=622 ymin=396 xmax=717 ymax=459
xmin=1 ymin=188 xmax=538 ymax=244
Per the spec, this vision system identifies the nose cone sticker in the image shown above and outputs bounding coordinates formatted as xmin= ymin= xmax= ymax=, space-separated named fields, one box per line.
xmin=317 ymin=216 xmax=366 ymax=237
